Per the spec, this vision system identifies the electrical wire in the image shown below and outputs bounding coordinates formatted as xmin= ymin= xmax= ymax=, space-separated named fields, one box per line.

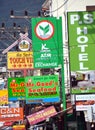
xmin=14 ymin=0 xmax=44 ymax=15
xmin=50 ymin=0 xmax=69 ymax=13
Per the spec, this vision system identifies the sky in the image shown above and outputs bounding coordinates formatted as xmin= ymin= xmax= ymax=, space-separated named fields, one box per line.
xmin=0 ymin=0 xmax=45 ymax=66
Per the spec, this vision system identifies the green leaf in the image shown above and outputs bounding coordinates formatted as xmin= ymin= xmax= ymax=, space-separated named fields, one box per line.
xmin=39 ymin=24 xmax=50 ymax=35
xmin=39 ymin=25 xmax=44 ymax=30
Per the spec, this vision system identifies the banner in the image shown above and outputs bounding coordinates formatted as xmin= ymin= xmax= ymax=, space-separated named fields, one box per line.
xmin=0 ymin=107 xmax=23 ymax=122
xmin=27 ymin=106 xmax=57 ymax=125
xmin=7 ymin=51 xmax=33 ymax=70
xmin=8 ymin=77 xmax=25 ymax=101
xmin=25 ymin=75 xmax=60 ymax=103
xmin=0 ymin=90 xmax=8 ymax=105
xmin=31 ymin=17 xmax=63 ymax=68
xmin=68 ymin=11 xmax=95 ymax=94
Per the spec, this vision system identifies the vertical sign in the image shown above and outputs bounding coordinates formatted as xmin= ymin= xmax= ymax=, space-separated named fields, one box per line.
xmin=31 ymin=17 xmax=62 ymax=68
xmin=68 ymin=11 xmax=95 ymax=94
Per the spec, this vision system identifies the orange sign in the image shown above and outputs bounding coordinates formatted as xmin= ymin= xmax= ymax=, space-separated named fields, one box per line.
xmin=7 ymin=51 xmax=33 ymax=70
xmin=13 ymin=125 xmax=25 ymax=130
xmin=0 ymin=107 xmax=23 ymax=122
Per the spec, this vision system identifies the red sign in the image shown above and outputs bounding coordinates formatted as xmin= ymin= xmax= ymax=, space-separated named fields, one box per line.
xmin=27 ymin=106 xmax=57 ymax=125
xmin=0 ymin=107 xmax=23 ymax=122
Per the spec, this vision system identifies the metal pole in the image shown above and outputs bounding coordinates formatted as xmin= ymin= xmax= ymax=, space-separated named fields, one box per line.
xmin=58 ymin=16 xmax=67 ymax=130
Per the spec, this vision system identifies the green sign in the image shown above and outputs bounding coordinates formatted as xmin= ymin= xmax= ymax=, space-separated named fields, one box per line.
xmin=31 ymin=17 xmax=62 ymax=68
xmin=68 ymin=11 xmax=95 ymax=94
xmin=25 ymin=75 xmax=60 ymax=103
xmin=8 ymin=77 xmax=25 ymax=100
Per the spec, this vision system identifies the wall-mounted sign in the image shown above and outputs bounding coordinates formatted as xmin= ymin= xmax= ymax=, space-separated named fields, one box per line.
xmin=8 ymin=77 xmax=25 ymax=101
xmin=31 ymin=17 xmax=63 ymax=68
xmin=27 ymin=106 xmax=57 ymax=125
xmin=68 ymin=11 xmax=95 ymax=94
xmin=25 ymin=75 xmax=60 ymax=103
xmin=0 ymin=107 xmax=23 ymax=122
xmin=7 ymin=51 xmax=33 ymax=70
xmin=19 ymin=40 xmax=30 ymax=51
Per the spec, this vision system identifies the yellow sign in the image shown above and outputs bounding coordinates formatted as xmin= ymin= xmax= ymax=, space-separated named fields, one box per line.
xmin=7 ymin=51 xmax=34 ymax=70
xmin=13 ymin=125 xmax=25 ymax=130
xmin=0 ymin=90 xmax=8 ymax=105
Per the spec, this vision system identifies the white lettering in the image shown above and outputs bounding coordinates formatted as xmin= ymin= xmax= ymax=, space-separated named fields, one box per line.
xmin=84 ymin=14 xmax=93 ymax=24
xmin=78 ymin=45 xmax=88 ymax=52
xmin=77 ymin=36 xmax=88 ymax=43
xmin=70 ymin=14 xmax=80 ymax=24
xmin=77 ymin=27 xmax=88 ymax=35
xmin=79 ymin=62 xmax=88 ymax=70
xmin=79 ymin=53 xmax=88 ymax=61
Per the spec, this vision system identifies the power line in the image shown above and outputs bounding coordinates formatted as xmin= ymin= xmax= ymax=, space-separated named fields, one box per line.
xmin=51 ymin=0 xmax=69 ymax=13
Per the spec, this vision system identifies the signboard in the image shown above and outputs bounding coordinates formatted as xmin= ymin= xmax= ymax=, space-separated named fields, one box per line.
xmin=7 ymin=51 xmax=33 ymax=70
xmin=27 ymin=106 xmax=57 ymax=125
xmin=25 ymin=75 xmax=60 ymax=103
xmin=0 ymin=107 xmax=23 ymax=122
xmin=67 ymin=11 xmax=95 ymax=94
xmin=8 ymin=77 xmax=25 ymax=101
xmin=13 ymin=125 xmax=25 ymax=130
xmin=0 ymin=90 xmax=8 ymax=105
xmin=76 ymin=94 xmax=95 ymax=101
xmin=31 ymin=17 xmax=62 ymax=68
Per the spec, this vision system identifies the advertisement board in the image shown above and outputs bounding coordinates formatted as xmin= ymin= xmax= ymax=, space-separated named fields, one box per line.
xmin=27 ymin=106 xmax=57 ymax=125
xmin=0 ymin=90 xmax=8 ymax=105
xmin=75 ymin=94 xmax=95 ymax=110
xmin=13 ymin=125 xmax=25 ymax=130
xmin=7 ymin=51 xmax=33 ymax=70
xmin=0 ymin=107 xmax=23 ymax=122
xmin=67 ymin=11 xmax=95 ymax=94
xmin=25 ymin=75 xmax=60 ymax=103
xmin=8 ymin=77 xmax=25 ymax=101
xmin=31 ymin=17 xmax=62 ymax=68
